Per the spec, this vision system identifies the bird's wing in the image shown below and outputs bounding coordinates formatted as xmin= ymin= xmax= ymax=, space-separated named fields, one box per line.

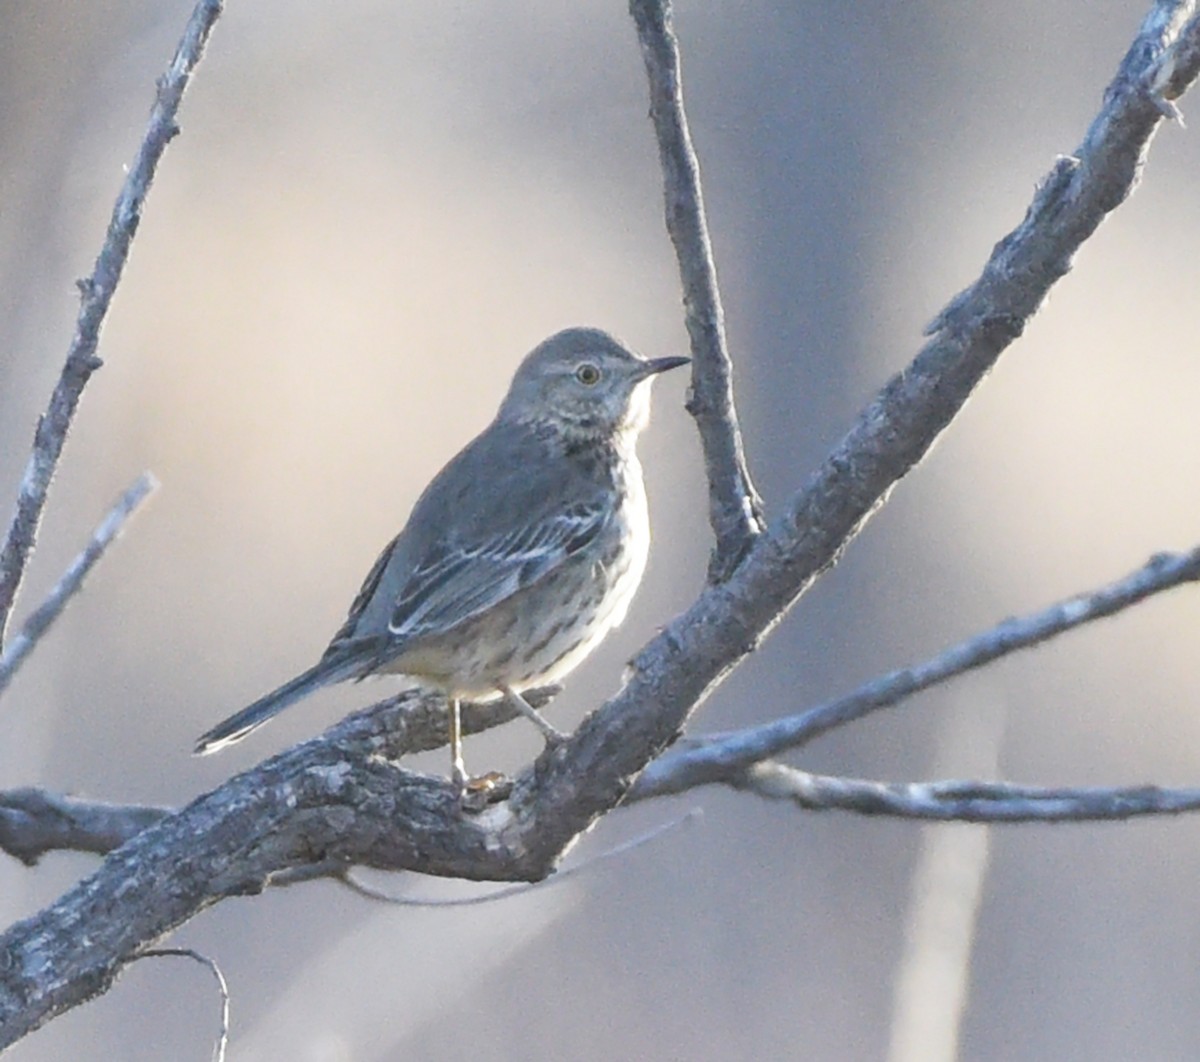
xmin=327 ymin=532 xmax=402 ymax=647
xmin=321 ymin=418 xmax=613 ymax=661
xmin=387 ymin=499 xmax=608 ymax=639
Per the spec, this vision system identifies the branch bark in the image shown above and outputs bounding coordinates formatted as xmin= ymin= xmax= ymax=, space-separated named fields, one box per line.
xmin=630 ymin=0 xmax=765 ymax=581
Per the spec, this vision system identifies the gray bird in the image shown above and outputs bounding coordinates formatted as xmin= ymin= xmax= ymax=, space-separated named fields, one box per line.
xmin=194 ymin=327 xmax=687 ymax=788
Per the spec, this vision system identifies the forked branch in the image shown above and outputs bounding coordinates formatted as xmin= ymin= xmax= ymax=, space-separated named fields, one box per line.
xmin=2 ymin=0 xmax=1200 ymax=1050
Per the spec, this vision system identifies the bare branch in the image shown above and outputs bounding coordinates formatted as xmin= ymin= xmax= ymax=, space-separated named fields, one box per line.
xmin=629 ymin=0 xmax=765 ymax=581
xmin=925 ymin=0 xmax=1195 ymax=340
xmin=137 ymin=949 xmax=229 ymax=1062
xmin=0 ymin=474 xmax=157 ymax=698
xmin=0 ymin=788 xmax=168 ymax=866
xmin=3 ymin=1 xmax=1200 ymax=1049
xmin=1147 ymin=8 xmax=1200 ymax=107
xmin=0 ymin=688 xmax=559 ymax=1047
xmin=4 ymin=548 xmax=1197 ymax=847
xmin=480 ymin=0 xmax=1200 ymax=893
xmin=0 ymin=686 xmax=547 ymax=869
xmin=721 ymin=763 xmax=1200 ymax=824
xmin=0 ymin=0 xmax=223 ymax=646
xmin=633 ymin=546 xmax=1200 ymax=799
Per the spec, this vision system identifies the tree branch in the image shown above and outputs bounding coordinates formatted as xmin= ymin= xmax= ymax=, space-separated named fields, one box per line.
xmin=0 ymin=0 xmax=222 ymax=646
xmin=1147 ymin=7 xmax=1200 ymax=107
xmin=722 ymin=765 xmax=1200 ymax=823
xmin=0 ymin=788 xmax=168 ymax=866
xmin=632 ymin=545 xmax=1200 ymax=799
xmin=629 ymin=0 xmax=765 ymax=581
xmin=6 ymin=542 xmax=1200 ymax=869
xmin=0 ymin=687 xmax=541 ymax=869
xmin=0 ymin=690 xmax=565 ymax=1047
xmin=2 ymin=0 xmax=1199 ymax=1049
xmin=0 ymin=475 xmax=157 ymax=698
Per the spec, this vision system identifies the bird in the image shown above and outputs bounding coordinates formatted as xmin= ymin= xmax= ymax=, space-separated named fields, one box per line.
xmin=194 ymin=327 xmax=688 ymax=789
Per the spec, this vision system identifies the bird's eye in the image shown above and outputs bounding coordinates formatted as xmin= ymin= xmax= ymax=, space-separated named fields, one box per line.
xmin=575 ymin=362 xmax=601 ymax=386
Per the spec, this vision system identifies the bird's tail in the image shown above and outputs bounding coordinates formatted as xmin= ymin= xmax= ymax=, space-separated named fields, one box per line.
xmin=193 ymin=657 xmax=357 ymax=755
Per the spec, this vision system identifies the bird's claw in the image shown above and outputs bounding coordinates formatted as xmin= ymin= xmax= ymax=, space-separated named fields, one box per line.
xmin=457 ymin=770 xmax=512 ymax=811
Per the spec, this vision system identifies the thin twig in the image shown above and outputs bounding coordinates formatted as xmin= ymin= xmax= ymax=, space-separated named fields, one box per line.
xmin=633 ymin=546 xmax=1200 ymax=799
xmin=138 ymin=949 xmax=229 ymax=1062
xmin=0 ymin=474 xmax=157 ymax=698
xmin=629 ymin=0 xmax=764 ymax=581
xmin=724 ymin=763 xmax=1200 ymax=823
xmin=0 ymin=0 xmax=223 ymax=646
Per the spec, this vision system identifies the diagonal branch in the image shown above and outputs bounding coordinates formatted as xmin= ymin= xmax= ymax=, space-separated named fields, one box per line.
xmin=629 ymin=0 xmax=765 ymax=581
xmin=632 ymin=546 xmax=1200 ymax=800
xmin=0 ymin=474 xmax=157 ymax=698
xmin=1150 ymin=8 xmax=1200 ymax=103
xmin=0 ymin=0 xmax=222 ymax=646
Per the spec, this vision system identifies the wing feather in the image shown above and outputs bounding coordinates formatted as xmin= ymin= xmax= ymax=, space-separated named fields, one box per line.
xmin=327 ymin=532 xmax=402 ymax=647
xmin=387 ymin=501 xmax=607 ymax=639
xmin=320 ymin=418 xmax=617 ymax=661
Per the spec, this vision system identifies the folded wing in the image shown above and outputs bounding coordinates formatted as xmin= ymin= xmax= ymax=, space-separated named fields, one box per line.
xmin=387 ymin=500 xmax=607 ymax=639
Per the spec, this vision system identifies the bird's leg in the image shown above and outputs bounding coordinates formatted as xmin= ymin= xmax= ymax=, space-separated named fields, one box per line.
xmin=453 ymin=697 xmax=509 ymax=807
xmin=449 ymin=696 xmax=468 ymax=790
xmin=501 ymin=686 xmax=567 ymax=747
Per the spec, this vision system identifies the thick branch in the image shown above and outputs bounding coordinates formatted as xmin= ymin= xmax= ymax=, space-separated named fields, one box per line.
xmin=0 ymin=690 xmax=558 ymax=1047
xmin=0 ymin=0 xmax=222 ymax=646
xmin=629 ymin=0 xmax=765 ymax=581
xmin=0 ymin=691 xmax=532 ymax=866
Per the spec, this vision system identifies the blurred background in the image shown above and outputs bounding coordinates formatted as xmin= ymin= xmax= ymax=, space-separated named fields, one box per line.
xmin=3 ymin=2 xmax=1200 ymax=1059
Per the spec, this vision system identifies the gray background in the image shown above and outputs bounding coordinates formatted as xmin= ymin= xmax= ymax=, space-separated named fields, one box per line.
xmin=3 ymin=2 xmax=1200 ymax=1059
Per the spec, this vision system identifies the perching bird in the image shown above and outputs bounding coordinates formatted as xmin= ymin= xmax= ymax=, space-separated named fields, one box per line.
xmin=194 ymin=327 xmax=687 ymax=787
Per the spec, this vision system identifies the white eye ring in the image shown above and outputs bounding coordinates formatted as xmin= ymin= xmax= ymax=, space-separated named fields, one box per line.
xmin=575 ymin=362 xmax=601 ymax=386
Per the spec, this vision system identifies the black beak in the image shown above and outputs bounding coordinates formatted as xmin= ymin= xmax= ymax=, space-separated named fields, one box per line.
xmin=640 ymin=355 xmax=690 ymax=377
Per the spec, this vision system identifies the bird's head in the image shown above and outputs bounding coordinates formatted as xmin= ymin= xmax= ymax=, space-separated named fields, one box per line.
xmin=499 ymin=327 xmax=689 ymax=439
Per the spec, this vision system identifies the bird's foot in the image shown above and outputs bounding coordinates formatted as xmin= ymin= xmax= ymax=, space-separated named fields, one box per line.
xmin=457 ymin=770 xmax=512 ymax=811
